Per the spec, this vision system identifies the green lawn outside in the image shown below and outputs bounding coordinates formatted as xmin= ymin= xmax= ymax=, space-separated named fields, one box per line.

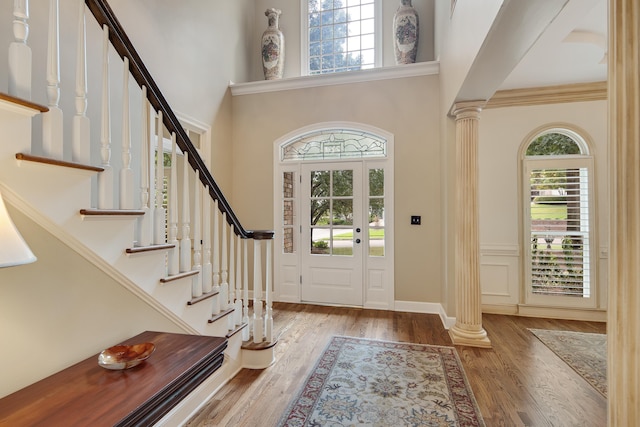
xmin=530 ymin=203 xmax=567 ymax=220
xmin=321 ymin=229 xmax=385 ymax=240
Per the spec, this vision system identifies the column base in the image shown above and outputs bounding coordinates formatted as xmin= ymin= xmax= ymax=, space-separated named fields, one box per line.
xmin=449 ymin=324 xmax=492 ymax=348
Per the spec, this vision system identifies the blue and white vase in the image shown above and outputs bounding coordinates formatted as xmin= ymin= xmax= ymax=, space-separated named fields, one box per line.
xmin=261 ymin=8 xmax=285 ymax=80
xmin=393 ymin=0 xmax=419 ymax=64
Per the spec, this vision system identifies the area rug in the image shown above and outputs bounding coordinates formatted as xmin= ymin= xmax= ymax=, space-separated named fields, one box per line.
xmin=529 ymin=329 xmax=607 ymax=397
xmin=277 ymin=336 xmax=485 ymax=427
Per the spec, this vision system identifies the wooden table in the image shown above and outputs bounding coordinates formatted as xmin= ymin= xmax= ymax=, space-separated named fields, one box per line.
xmin=0 ymin=331 xmax=227 ymax=427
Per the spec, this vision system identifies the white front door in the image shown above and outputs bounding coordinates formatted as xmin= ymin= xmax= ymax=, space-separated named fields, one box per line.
xmin=301 ymin=162 xmax=364 ymax=305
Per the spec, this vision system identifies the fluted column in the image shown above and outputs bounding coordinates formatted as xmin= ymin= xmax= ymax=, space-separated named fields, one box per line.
xmin=608 ymin=0 xmax=640 ymax=424
xmin=449 ymin=101 xmax=491 ymax=348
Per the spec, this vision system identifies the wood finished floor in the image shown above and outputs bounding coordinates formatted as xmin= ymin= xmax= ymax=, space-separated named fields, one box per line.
xmin=186 ymin=303 xmax=607 ymax=427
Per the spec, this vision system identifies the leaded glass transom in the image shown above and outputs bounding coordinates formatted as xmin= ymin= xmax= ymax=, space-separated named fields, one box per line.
xmin=281 ymin=129 xmax=386 ymax=161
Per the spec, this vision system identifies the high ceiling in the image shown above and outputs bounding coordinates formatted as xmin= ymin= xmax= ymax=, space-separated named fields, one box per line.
xmin=498 ymin=0 xmax=607 ymax=90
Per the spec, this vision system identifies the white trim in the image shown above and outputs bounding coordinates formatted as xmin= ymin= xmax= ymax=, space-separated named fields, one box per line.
xmin=394 ymin=300 xmax=455 ymax=330
xmin=230 ymin=61 xmax=439 ymax=96
xmin=517 ymin=304 xmax=607 ymax=322
xmin=176 ymin=112 xmax=212 ymax=169
xmin=480 ymin=244 xmax=520 ymax=257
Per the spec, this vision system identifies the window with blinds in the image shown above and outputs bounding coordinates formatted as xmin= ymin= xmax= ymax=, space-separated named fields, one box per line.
xmin=523 ymin=131 xmax=596 ymax=308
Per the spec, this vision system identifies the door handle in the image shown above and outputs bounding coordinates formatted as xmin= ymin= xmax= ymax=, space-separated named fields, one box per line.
xmin=355 ymin=238 xmax=361 ymax=244
xmin=356 ymin=228 xmax=361 ymax=233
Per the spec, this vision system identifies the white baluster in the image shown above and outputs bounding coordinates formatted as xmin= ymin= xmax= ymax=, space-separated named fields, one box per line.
xmin=220 ymin=212 xmax=229 ymax=310
xmin=191 ymin=170 xmax=202 ymax=298
xmin=242 ymin=238 xmax=250 ymax=341
xmin=137 ymin=87 xmax=152 ymax=247
xmin=8 ymin=0 xmax=32 ymax=99
xmin=167 ymin=133 xmax=179 ymax=275
xmin=97 ymin=25 xmax=113 ymax=209
xmin=265 ymin=238 xmax=273 ymax=342
xmin=253 ymin=239 xmax=264 ymax=343
xmin=234 ymin=230 xmax=243 ymax=326
xmin=43 ymin=0 xmax=63 ymax=159
xmin=153 ymin=111 xmax=165 ymax=245
xmin=120 ymin=57 xmax=133 ymax=209
xmin=202 ymin=186 xmax=213 ymax=293
xmin=228 ymin=225 xmax=236 ymax=330
xmin=211 ymin=199 xmax=221 ymax=314
xmin=72 ymin=0 xmax=89 ymax=164
xmin=179 ymin=152 xmax=191 ymax=272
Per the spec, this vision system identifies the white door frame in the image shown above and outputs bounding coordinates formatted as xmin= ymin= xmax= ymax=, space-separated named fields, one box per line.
xmin=272 ymin=122 xmax=394 ymax=309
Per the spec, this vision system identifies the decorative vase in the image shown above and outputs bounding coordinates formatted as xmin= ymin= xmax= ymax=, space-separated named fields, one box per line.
xmin=393 ymin=0 xmax=419 ymax=64
xmin=261 ymin=8 xmax=285 ymax=80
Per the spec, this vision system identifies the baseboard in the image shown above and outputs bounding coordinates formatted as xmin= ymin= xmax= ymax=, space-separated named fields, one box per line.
xmin=394 ymin=300 xmax=455 ymax=330
xmin=517 ymin=304 xmax=607 ymax=322
xmin=482 ymin=303 xmax=519 ymax=315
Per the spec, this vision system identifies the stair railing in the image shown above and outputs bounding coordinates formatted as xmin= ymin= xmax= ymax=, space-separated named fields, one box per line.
xmin=5 ymin=0 xmax=274 ymax=343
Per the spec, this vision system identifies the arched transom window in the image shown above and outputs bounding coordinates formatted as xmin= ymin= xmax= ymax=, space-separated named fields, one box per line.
xmin=281 ymin=129 xmax=387 ymax=161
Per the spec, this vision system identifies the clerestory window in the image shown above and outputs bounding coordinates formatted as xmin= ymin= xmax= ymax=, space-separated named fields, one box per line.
xmin=303 ymin=0 xmax=382 ymax=75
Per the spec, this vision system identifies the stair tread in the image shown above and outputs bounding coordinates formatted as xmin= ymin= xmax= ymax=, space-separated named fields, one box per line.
xmin=126 ymin=244 xmax=175 ymax=254
xmin=187 ymin=290 xmax=219 ymax=306
xmin=80 ymin=208 xmax=145 ymax=216
xmin=160 ymin=270 xmax=200 ymax=283
xmin=0 ymin=93 xmax=48 ymax=112
xmin=208 ymin=308 xmax=235 ymax=323
xmin=16 ymin=153 xmax=104 ymax=172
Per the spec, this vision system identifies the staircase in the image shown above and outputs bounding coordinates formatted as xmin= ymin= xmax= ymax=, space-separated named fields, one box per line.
xmin=0 ymin=1 xmax=275 ymax=423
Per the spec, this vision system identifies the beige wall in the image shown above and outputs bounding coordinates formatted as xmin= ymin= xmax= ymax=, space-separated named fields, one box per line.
xmin=231 ymin=75 xmax=443 ymax=303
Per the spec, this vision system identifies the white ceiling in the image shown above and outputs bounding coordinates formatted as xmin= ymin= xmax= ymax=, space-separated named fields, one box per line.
xmin=498 ymin=0 xmax=607 ymax=90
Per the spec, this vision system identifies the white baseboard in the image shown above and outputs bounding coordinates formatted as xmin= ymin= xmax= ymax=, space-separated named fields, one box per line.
xmin=394 ymin=300 xmax=455 ymax=330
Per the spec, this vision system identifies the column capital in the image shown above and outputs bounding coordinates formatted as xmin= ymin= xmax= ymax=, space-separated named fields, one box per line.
xmin=450 ymin=100 xmax=486 ymax=119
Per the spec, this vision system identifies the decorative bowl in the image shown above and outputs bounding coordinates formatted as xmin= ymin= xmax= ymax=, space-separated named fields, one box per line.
xmin=98 ymin=342 xmax=156 ymax=370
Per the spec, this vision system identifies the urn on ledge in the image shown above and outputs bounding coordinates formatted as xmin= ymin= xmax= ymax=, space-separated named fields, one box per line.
xmin=261 ymin=8 xmax=285 ymax=80
xmin=393 ymin=0 xmax=419 ymax=64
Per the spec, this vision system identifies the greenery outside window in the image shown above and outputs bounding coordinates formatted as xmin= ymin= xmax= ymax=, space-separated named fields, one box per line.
xmin=303 ymin=0 xmax=382 ymax=75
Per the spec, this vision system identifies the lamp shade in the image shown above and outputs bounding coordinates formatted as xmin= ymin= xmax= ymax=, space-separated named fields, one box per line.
xmin=0 ymin=191 xmax=36 ymax=268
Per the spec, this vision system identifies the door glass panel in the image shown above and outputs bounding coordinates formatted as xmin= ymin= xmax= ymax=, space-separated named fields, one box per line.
xmin=332 ymin=199 xmax=353 ymax=225
xmin=283 ymin=172 xmax=295 ymax=254
xmin=311 ymin=170 xmax=330 ymax=197
xmin=333 ymin=170 xmax=353 ymax=196
xmin=369 ymin=168 xmax=384 ymax=257
xmin=332 ymin=229 xmax=353 ymax=256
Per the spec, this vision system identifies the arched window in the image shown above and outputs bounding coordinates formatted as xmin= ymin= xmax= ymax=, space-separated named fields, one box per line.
xmin=522 ymin=128 xmax=596 ymax=308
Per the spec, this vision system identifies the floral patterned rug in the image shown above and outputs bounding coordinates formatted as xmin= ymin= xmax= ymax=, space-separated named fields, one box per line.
xmin=529 ymin=329 xmax=607 ymax=397
xmin=277 ymin=336 xmax=485 ymax=427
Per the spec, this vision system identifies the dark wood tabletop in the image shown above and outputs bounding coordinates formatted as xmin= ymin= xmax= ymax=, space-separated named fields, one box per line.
xmin=0 ymin=331 xmax=227 ymax=427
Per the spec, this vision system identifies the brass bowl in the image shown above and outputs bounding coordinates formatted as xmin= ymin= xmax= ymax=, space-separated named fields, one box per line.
xmin=98 ymin=342 xmax=155 ymax=370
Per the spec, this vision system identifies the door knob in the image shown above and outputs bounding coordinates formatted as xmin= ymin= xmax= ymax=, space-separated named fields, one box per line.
xmin=356 ymin=228 xmax=361 ymax=233
xmin=355 ymin=238 xmax=361 ymax=244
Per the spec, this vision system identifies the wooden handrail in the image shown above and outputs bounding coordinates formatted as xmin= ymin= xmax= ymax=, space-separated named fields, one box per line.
xmin=84 ymin=0 xmax=269 ymax=239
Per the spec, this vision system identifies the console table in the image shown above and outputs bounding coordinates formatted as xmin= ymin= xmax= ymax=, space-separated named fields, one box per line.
xmin=0 ymin=331 xmax=227 ymax=426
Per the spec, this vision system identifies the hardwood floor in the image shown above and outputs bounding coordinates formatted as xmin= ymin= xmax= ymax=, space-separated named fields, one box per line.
xmin=186 ymin=303 xmax=606 ymax=427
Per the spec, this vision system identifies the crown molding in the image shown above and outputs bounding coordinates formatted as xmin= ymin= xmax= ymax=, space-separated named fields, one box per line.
xmin=229 ymin=61 xmax=439 ymax=96
xmin=486 ymin=81 xmax=607 ymax=109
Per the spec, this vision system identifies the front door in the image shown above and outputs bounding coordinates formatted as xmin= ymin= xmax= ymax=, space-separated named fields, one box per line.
xmin=301 ymin=162 xmax=363 ymax=305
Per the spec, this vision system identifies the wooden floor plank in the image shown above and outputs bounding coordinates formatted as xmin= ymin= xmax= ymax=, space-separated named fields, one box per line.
xmin=186 ymin=303 xmax=606 ymax=427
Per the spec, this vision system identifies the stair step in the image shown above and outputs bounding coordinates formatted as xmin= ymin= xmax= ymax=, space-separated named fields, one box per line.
xmin=187 ymin=290 xmax=219 ymax=306
xmin=208 ymin=308 xmax=235 ymax=323
xmin=126 ymin=244 xmax=175 ymax=254
xmin=226 ymin=322 xmax=248 ymax=338
xmin=0 ymin=92 xmax=48 ymax=112
xmin=160 ymin=270 xmax=200 ymax=283
xmin=16 ymin=153 xmax=104 ymax=172
xmin=241 ymin=337 xmax=278 ymax=351
xmin=79 ymin=208 xmax=145 ymax=216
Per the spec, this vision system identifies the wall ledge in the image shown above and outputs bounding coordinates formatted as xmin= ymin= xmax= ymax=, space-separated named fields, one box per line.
xmin=230 ymin=61 xmax=440 ymax=96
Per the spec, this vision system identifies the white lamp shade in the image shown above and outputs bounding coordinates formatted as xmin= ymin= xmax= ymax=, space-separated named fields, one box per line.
xmin=0 ymin=191 xmax=36 ymax=268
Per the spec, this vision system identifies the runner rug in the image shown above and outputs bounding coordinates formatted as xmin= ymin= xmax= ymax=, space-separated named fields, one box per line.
xmin=277 ymin=336 xmax=485 ymax=426
xmin=529 ymin=329 xmax=607 ymax=397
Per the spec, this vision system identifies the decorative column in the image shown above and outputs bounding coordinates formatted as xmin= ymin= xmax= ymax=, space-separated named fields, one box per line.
xmin=608 ymin=0 xmax=640 ymax=424
xmin=448 ymin=101 xmax=491 ymax=348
